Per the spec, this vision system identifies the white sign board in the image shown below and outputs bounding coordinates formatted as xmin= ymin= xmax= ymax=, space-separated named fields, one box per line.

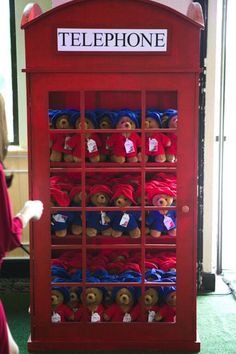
xmin=57 ymin=28 xmax=168 ymax=52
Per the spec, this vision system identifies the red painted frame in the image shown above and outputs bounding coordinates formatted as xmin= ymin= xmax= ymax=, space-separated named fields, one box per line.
xmin=22 ymin=0 xmax=203 ymax=351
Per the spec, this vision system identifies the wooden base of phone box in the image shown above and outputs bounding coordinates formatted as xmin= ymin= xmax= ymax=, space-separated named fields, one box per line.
xmin=28 ymin=332 xmax=200 ymax=352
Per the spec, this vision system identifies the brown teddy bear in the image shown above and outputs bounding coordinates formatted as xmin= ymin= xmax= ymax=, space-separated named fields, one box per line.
xmin=103 ymin=287 xmax=140 ymax=322
xmin=50 ymin=187 xmax=72 ymax=237
xmin=86 ymin=184 xmax=113 ymax=237
xmin=49 ymin=110 xmax=73 ymax=162
xmin=66 ymin=111 xmax=101 ymax=163
xmin=106 ymin=110 xmax=141 ymax=163
xmin=143 ymin=287 xmax=162 ymax=322
xmin=51 ymin=286 xmax=74 ymax=323
xmin=97 ymin=111 xmax=115 ymax=162
xmin=144 ymin=111 xmax=171 ymax=163
xmin=108 ymin=184 xmax=141 ymax=238
xmin=81 ymin=287 xmax=104 ymax=322
xmin=146 ymin=185 xmax=176 ymax=238
xmin=68 ymin=287 xmax=83 ymax=322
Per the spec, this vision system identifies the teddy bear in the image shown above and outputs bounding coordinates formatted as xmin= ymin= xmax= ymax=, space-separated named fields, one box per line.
xmin=68 ymin=287 xmax=83 ymax=321
xmin=144 ymin=111 xmax=171 ymax=162
xmin=50 ymin=187 xmax=74 ymax=237
xmin=103 ymin=286 xmax=140 ymax=322
xmin=162 ymin=109 xmax=178 ymax=163
xmin=81 ymin=287 xmax=105 ymax=322
xmin=142 ymin=287 xmax=162 ymax=322
xmin=146 ymin=185 xmax=176 ymax=238
xmin=157 ymin=284 xmax=176 ymax=322
xmin=106 ymin=110 xmax=141 ymax=163
xmin=51 ymin=284 xmax=74 ymax=323
xmin=66 ymin=110 xmax=102 ymax=163
xmin=97 ymin=110 xmax=116 ymax=162
xmin=49 ymin=109 xmax=74 ymax=162
xmin=68 ymin=185 xmax=87 ymax=236
xmin=107 ymin=184 xmax=141 ymax=238
xmin=86 ymin=184 xmax=113 ymax=237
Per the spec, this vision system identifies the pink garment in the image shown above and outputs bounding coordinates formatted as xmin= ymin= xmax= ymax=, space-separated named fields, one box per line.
xmin=0 ymin=162 xmax=24 ymax=354
xmin=0 ymin=163 xmax=23 ymax=264
xmin=0 ymin=301 xmax=9 ymax=354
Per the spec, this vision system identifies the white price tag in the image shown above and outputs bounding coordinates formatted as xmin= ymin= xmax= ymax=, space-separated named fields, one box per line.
xmin=119 ymin=213 xmax=130 ymax=227
xmin=52 ymin=214 xmax=68 ymax=223
xmin=87 ymin=138 xmax=98 ymax=153
xmin=52 ymin=311 xmax=61 ymax=323
xmin=149 ymin=138 xmax=158 ymax=152
xmin=91 ymin=312 xmax=101 ymax=322
xmin=101 ymin=211 xmax=107 ymax=225
xmin=123 ymin=313 xmax=132 ymax=322
xmin=64 ymin=135 xmax=72 ymax=150
xmin=148 ymin=310 xmax=156 ymax=322
xmin=163 ymin=215 xmax=175 ymax=230
xmin=124 ymin=138 xmax=135 ymax=153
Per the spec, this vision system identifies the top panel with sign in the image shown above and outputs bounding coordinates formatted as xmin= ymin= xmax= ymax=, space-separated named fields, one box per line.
xmin=22 ymin=0 xmax=202 ymax=73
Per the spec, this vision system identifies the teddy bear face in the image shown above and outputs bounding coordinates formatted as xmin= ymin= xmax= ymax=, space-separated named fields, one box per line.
xmin=55 ymin=114 xmax=72 ymax=129
xmin=151 ymin=194 xmax=174 ymax=207
xmin=83 ymin=287 xmax=103 ymax=306
xmin=145 ymin=117 xmax=161 ymax=129
xmin=116 ymin=116 xmax=136 ymax=130
xmin=168 ymin=115 xmax=178 ymax=129
xmin=99 ymin=116 xmax=113 ymax=129
xmin=69 ymin=287 xmax=80 ymax=305
xmin=113 ymin=194 xmax=132 ymax=207
xmin=116 ymin=288 xmax=134 ymax=306
xmin=91 ymin=192 xmax=110 ymax=207
xmin=166 ymin=291 xmax=176 ymax=307
xmin=144 ymin=288 xmax=159 ymax=307
xmin=75 ymin=117 xmax=95 ymax=130
xmin=51 ymin=289 xmax=64 ymax=306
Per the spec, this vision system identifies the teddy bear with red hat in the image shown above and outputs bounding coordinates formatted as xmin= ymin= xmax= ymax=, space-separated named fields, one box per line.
xmin=146 ymin=185 xmax=176 ymax=238
xmin=86 ymin=184 xmax=113 ymax=237
xmin=107 ymin=184 xmax=141 ymax=238
xmin=144 ymin=111 xmax=171 ymax=163
xmin=66 ymin=110 xmax=102 ymax=163
xmin=106 ymin=110 xmax=141 ymax=163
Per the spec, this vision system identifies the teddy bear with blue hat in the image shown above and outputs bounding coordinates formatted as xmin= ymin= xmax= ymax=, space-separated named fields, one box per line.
xmin=106 ymin=109 xmax=141 ymax=163
xmin=97 ymin=110 xmax=117 ymax=162
xmin=157 ymin=283 xmax=176 ymax=322
xmin=162 ymin=109 xmax=178 ymax=163
xmin=81 ymin=286 xmax=106 ymax=322
xmin=51 ymin=281 xmax=74 ymax=323
xmin=144 ymin=110 xmax=171 ymax=163
xmin=66 ymin=110 xmax=102 ymax=163
xmin=103 ymin=286 xmax=141 ymax=322
xmin=49 ymin=109 xmax=77 ymax=162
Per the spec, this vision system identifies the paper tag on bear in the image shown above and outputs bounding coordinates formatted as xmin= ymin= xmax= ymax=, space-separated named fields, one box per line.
xmin=120 ymin=213 xmax=130 ymax=227
xmin=52 ymin=311 xmax=61 ymax=323
xmin=87 ymin=138 xmax=98 ymax=153
xmin=149 ymin=138 xmax=158 ymax=152
xmin=64 ymin=135 xmax=72 ymax=150
xmin=100 ymin=211 xmax=108 ymax=225
xmin=123 ymin=313 xmax=132 ymax=322
xmin=124 ymin=138 xmax=135 ymax=153
xmin=52 ymin=214 xmax=68 ymax=223
xmin=148 ymin=310 xmax=156 ymax=322
xmin=91 ymin=312 xmax=101 ymax=322
xmin=163 ymin=215 xmax=175 ymax=230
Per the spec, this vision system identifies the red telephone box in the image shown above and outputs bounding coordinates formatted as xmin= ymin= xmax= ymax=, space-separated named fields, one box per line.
xmin=22 ymin=0 xmax=203 ymax=351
